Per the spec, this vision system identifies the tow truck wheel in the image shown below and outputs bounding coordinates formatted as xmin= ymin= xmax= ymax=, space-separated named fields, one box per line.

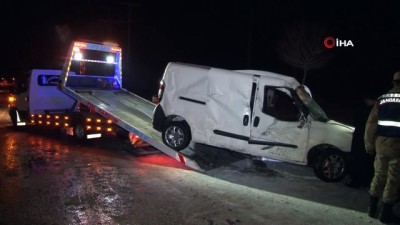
xmin=73 ymin=122 xmax=86 ymax=141
xmin=10 ymin=109 xmax=17 ymax=128
xmin=162 ymin=122 xmax=190 ymax=150
xmin=9 ymin=108 xmax=18 ymax=128
xmin=313 ymin=149 xmax=347 ymax=182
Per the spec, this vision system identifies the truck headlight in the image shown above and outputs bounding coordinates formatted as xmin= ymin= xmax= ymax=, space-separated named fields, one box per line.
xmin=8 ymin=95 xmax=16 ymax=103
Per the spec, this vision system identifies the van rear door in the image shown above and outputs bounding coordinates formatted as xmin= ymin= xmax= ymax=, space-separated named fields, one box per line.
xmin=249 ymin=78 xmax=309 ymax=164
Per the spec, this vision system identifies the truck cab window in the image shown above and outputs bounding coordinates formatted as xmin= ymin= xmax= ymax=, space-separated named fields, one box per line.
xmin=14 ymin=76 xmax=29 ymax=94
xmin=37 ymin=75 xmax=59 ymax=86
xmin=70 ymin=49 xmax=116 ymax=77
xmin=262 ymin=87 xmax=300 ymax=121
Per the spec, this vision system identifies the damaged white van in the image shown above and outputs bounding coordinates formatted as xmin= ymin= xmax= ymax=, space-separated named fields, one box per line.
xmin=153 ymin=62 xmax=354 ymax=182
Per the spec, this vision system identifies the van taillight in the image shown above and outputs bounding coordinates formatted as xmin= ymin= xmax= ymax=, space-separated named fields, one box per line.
xmin=158 ymin=80 xmax=165 ymax=101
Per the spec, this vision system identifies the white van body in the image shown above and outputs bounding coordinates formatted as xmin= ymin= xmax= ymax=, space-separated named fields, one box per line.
xmin=153 ymin=62 xmax=354 ymax=182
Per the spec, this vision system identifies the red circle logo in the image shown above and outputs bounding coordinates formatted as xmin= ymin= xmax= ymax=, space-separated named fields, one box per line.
xmin=324 ymin=37 xmax=336 ymax=49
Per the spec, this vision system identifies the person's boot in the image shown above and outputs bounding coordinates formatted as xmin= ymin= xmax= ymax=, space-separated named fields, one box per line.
xmin=368 ymin=195 xmax=378 ymax=218
xmin=380 ymin=203 xmax=396 ymax=223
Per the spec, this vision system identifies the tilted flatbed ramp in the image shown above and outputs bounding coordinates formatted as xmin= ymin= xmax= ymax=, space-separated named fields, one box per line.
xmin=59 ymin=41 xmax=244 ymax=171
xmin=65 ymin=88 xmax=206 ymax=170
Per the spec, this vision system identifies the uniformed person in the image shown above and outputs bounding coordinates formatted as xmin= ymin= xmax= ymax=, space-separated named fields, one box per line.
xmin=365 ymin=71 xmax=400 ymax=223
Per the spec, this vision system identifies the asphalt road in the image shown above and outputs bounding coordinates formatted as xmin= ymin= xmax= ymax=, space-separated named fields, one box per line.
xmin=0 ymin=91 xmax=380 ymax=225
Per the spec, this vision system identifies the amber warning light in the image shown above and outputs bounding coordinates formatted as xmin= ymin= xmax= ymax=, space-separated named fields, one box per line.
xmin=8 ymin=95 xmax=16 ymax=103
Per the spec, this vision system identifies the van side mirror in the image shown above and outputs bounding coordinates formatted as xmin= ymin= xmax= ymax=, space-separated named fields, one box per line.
xmin=298 ymin=114 xmax=308 ymax=128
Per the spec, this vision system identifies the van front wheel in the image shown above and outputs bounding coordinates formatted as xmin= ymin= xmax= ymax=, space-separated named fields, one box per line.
xmin=313 ymin=149 xmax=347 ymax=182
xmin=162 ymin=122 xmax=190 ymax=150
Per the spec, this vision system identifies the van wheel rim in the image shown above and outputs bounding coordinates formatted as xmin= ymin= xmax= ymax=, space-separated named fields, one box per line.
xmin=165 ymin=126 xmax=184 ymax=147
xmin=321 ymin=154 xmax=345 ymax=179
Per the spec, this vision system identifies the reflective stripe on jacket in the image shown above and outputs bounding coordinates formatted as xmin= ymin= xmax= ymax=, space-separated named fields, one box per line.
xmin=365 ymin=87 xmax=400 ymax=157
xmin=377 ymin=93 xmax=400 ymax=137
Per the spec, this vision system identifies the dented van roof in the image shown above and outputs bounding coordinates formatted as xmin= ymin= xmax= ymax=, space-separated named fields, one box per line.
xmin=166 ymin=62 xmax=300 ymax=90
xmin=235 ymin=69 xmax=300 ymax=89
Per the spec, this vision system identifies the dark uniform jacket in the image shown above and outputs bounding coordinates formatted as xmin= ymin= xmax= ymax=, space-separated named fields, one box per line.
xmin=365 ymin=86 xmax=400 ymax=157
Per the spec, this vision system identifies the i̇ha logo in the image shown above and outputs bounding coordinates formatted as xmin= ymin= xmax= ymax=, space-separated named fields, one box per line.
xmin=324 ymin=37 xmax=354 ymax=48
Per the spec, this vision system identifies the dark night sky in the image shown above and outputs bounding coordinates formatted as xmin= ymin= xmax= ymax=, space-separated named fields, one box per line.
xmin=1 ymin=0 xmax=400 ymax=121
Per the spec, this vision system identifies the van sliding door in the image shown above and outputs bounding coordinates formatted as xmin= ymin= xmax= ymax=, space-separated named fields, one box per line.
xmin=207 ymin=69 xmax=255 ymax=152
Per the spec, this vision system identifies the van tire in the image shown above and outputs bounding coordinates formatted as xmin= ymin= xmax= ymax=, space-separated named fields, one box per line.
xmin=153 ymin=105 xmax=166 ymax=132
xmin=313 ymin=149 xmax=347 ymax=182
xmin=162 ymin=122 xmax=191 ymax=150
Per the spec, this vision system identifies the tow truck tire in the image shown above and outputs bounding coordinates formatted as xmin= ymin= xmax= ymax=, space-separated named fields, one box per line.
xmin=9 ymin=108 xmax=18 ymax=128
xmin=162 ymin=122 xmax=191 ymax=150
xmin=73 ymin=122 xmax=86 ymax=141
xmin=115 ymin=127 xmax=129 ymax=139
xmin=313 ymin=149 xmax=347 ymax=182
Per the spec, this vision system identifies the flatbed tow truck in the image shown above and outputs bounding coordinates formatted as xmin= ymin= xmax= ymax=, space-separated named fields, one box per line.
xmin=53 ymin=38 xmax=358 ymax=184
xmin=58 ymin=40 xmax=238 ymax=171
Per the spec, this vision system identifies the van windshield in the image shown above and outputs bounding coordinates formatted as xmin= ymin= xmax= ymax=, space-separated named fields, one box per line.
xmin=296 ymin=86 xmax=329 ymax=122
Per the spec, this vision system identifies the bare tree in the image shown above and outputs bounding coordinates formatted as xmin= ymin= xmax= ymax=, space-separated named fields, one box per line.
xmin=275 ymin=21 xmax=334 ymax=84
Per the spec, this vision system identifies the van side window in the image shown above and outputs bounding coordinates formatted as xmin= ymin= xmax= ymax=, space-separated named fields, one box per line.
xmin=262 ymin=87 xmax=300 ymax=121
